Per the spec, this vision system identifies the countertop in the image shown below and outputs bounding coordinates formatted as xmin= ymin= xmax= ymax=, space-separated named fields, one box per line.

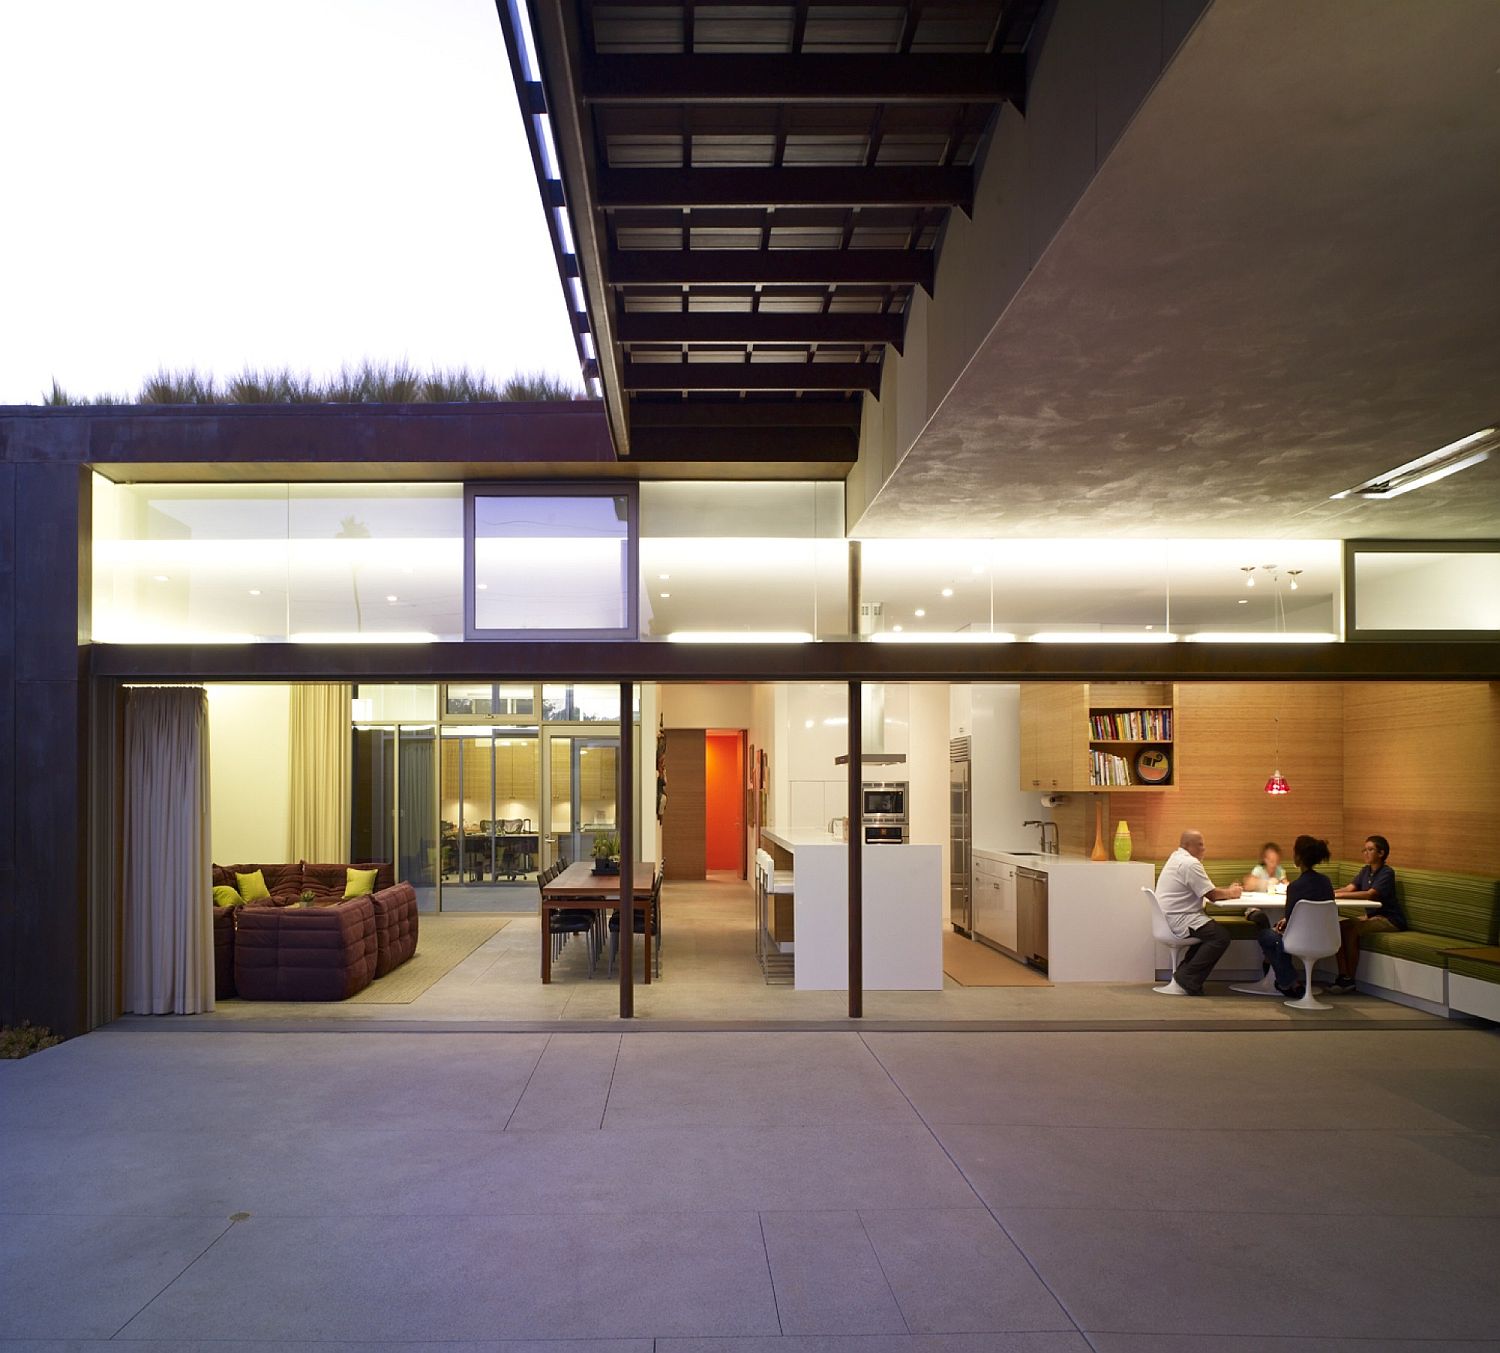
xmin=762 ymin=828 xmax=847 ymax=850
xmin=975 ymin=849 xmax=1153 ymax=872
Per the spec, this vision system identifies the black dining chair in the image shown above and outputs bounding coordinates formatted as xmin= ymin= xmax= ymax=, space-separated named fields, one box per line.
xmin=538 ymin=861 xmax=597 ymax=976
xmin=607 ymin=869 xmax=663 ymax=978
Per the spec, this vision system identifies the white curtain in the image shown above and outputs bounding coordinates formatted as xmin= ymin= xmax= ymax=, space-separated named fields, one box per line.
xmin=124 ymin=686 xmax=213 ymax=1015
xmin=289 ymin=683 xmax=351 ymax=861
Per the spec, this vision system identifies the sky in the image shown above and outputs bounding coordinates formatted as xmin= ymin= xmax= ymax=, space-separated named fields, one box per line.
xmin=0 ymin=0 xmax=581 ymax=403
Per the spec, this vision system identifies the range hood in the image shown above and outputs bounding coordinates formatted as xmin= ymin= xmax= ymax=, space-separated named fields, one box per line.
xmin=833 ymin=685 xmax=907 ymax=766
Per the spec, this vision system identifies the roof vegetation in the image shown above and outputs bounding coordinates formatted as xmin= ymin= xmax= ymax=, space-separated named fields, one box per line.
xmin=42 ymin=361 xmax=579 ymax=406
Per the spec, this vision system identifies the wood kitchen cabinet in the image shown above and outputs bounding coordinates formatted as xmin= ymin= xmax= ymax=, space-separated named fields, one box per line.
xmin=1019 ymin=682 xmax=1175 ymax=792
xmin=1018 ymin=684 xmax=1089 ymax=791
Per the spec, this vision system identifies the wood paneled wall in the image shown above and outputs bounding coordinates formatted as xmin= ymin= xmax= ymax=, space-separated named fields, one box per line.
xmin=1343 ymin=682 xmax=1500 ymax=875
xmin=1118 ymin=683 xmax=1346 ymax=864
xmin=662 ymin=728 xmax=707 ymax=880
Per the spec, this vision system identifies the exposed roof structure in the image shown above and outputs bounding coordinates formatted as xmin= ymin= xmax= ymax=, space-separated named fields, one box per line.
xmin=498 ymin=0 xmax=1043 ymax=464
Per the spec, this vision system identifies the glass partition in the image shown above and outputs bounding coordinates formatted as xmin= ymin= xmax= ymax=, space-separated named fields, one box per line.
xmin=468 ymin=487 xmax=636 ymax=637
xmin=1349 ymin=544 xmax=1500 ymax=636
xmin=639 ymin=481 xmax=847 ymax=640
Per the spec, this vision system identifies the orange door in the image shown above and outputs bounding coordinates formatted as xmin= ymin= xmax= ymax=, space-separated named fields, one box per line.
xmin=704 ymin=731 xmax=744 ymax=874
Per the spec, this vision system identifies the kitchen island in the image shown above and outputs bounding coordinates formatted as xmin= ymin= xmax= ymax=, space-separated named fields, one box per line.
xmin=972 ymin=851 xmax=1155 ymax=982
xmin=761 ymin=828 xmax=943 ymax=991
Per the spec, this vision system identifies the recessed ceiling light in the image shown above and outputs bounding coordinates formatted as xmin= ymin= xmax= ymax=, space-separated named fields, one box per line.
xmin=386 ymin=595 xmax=398 ymax=603
xmin=804 ymin=719 xmax=814 ymax=729
xmin=1331 ymin=425 xmax=1498 ymax=500
xmin=476 ymin=582 xmax=488 ymax=590
xmin=152 ymin=574 xmax=170 ymax=583
xmin=658 ymin=573 xmax=670 ymax=580
xmin=248 ymin=589 xmax=261 ymax=597
xmin=1238 ymin=598 xmax=1249 ymax=605
xmin=941 ymin=587 xmax=954 ymax=598
xmin=892 ymin=624 xmax=903 ymax=632
xmin=659 ymin=592 xmax=671 ymax=599
xmin=914 ymin=608 xmax=926 ymax=618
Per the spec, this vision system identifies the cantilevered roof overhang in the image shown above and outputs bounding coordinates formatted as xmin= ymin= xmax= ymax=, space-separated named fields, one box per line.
xmin=497 ymin=0 xmax=1043 ymax=465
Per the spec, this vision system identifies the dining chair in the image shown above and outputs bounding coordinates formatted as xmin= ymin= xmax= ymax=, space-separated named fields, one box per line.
xmin=1280 ymin=899 xmax=1341 ymax=1010
xmin=1143 ymin=886 xmax=1200 ymax=996
xmin=608 ymin=868 xmax=663 ymax=978
xmin=538 ymin=862 xmax=597 ymax=977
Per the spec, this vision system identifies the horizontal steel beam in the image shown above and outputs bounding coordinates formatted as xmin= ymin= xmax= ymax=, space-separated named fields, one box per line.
xmin=608 ymin=248 xmax=933 ymax=290
xmin=617 ymin=311 xmax=904 ymax=350
xmin=622 ymin=362 xmax=881 ymax=393
xmin=628 ymin=399 xmax=861 ymax=429
xmin=626 ymin=423 xmax=859 ymax=461
xmin=581 ymin=53 xmax=1025 ymax=105
xmin=90 ymin=641 xmax=1500 ymax=684
xmin=596 ymin=166 xmax=972 ymax=210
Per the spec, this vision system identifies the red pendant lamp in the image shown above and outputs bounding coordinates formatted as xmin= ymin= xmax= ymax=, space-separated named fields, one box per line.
xmin=1264 ymin=768 xmax=1289 ymax=795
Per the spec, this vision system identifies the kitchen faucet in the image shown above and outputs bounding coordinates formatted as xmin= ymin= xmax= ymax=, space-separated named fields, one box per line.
xmin=1022 ymin=819 xmax=1061 ymax=854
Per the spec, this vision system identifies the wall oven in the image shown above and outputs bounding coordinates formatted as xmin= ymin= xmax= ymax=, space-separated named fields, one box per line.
xmin=863 ymin=822 xmax=908 ymax=846
xmin=861 ymin=782 xmax=908 ymax=822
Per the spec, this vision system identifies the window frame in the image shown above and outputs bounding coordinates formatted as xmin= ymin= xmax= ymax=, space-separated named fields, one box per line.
xmin=1343 ymin=537 xmax=1500 ymax=642
xmin=463 ymin=481 xmax=639 ymax=641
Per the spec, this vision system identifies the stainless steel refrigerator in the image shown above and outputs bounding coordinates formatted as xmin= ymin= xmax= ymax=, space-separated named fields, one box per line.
xmin=949 ymin=737 xmax=971 ymax=934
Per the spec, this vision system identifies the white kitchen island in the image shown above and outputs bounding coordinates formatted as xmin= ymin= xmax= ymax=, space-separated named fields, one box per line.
xmin=973 ymin=851 xmax=1156 ymax=982
xmin=761 ymin=828 xmax=943 ymax=990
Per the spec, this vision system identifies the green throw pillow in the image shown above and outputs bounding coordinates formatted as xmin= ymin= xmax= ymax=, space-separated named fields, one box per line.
xmin=235 ymin=869 xmax=271 ymax=902
xmin=212 ymin=884 xmax=242 ymax=908
xmin=344 ymin=867 xmax=379 ymax=899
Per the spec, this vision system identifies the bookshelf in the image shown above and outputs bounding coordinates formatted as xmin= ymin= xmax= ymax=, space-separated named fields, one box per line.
xmin=1087 ymin=681 xmax=1175 ymax=791
xmin=1019 ymin=681 xmax=1178 ymax=792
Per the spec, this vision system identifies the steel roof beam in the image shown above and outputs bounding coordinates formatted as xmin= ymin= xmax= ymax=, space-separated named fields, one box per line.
xmin=618 ymin=311 xmax=904 ymax=350
xmin=608 ymin=247 xmax=933 ymax=290
xmin=622 ymin=362 xmax=881 ymax=393
xmin=597 ymin=166 xmax=972 ymax=210
xmin=581 ymin=53 xmax=1025 ymax=105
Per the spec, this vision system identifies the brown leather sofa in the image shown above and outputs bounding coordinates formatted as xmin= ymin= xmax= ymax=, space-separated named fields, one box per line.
xmin=213 ymin=860 xmax=419 ymax=1000
xmin=234 ymin=895 xmax=379 ymax=1000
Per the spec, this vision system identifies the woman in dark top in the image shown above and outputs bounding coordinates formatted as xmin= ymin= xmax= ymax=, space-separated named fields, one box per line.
xmin=1246 ymin=835 xmax=1334 ymax=997
xmin=1330 ymin=834 xmax=1403 ymax=992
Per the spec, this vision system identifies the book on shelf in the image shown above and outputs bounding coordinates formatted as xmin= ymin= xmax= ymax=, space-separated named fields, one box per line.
xmin=1088 ymin=707 xmax=1173 ymax=741
xmin=1089 ymin=749 xmax=1134 ymax=787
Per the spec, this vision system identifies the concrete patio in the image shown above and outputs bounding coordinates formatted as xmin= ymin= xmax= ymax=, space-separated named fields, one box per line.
xmin=3 ymin=1023 xmax=1500 ymax=1349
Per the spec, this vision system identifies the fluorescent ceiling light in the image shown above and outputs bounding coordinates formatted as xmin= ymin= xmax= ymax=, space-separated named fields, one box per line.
xmin=870 ymin=631 xmax=1017 ymax=643
xmin=1331 ymin=426 xmax=1497 ymax=500
xmin=666 ymin=631 xmax=814 ymax=643
xmin=1184 ymin=632 xmax=1338 ymax=644
xmin=290 ymin=632 xmax=438 ymax=644
xmin=1029 ymin=632 xmax=1178 ymax=644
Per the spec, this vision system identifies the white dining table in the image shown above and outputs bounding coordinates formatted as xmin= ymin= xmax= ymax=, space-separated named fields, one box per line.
xmin=1208 ymin=893 xmax=1379 ymax=994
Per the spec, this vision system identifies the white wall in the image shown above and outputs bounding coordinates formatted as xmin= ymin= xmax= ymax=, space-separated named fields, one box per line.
xmin=783 ymin=683 xmax=850 ymax=831
xmin=639 ymin=682 xmax=662 ymax=864
xmin=957 ymin=683 xmax=1058 ymax=854
xmin=206 ymin=684 xmax=291 ymax=862
xmin=905 ymin=683 xmax=952 ymax=916
xmin=660 ymin=683 xmax=752 ymax=730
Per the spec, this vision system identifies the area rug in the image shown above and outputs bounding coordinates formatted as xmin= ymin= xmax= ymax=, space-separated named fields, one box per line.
xmin=942 ymin=931 xmax=1052 ymax=987
xmin=346 ymin=916 xmax=510 ymax=1003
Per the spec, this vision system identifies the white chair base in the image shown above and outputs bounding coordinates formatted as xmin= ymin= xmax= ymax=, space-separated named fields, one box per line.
xmin=1231 ymin=970 xmax=1282 ymax=996
xmin=1154 ymin=977 xmax=1192 ymax=996
xmin=1283 ymin=958 xmax=1330 ymax=1010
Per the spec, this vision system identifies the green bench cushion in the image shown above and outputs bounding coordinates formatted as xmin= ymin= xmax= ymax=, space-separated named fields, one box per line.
xmin=1359 ymin=928 xmax=1457 ymax=969
xmin=1447 ymin=955 xmax=1500 ymax=984
xmin=1396 ymin=868 xmax=1500 ymax=946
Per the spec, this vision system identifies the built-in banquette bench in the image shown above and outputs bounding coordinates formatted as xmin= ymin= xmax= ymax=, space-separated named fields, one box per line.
xmin=1152 ymin=858 xmax=1500 ymax=1018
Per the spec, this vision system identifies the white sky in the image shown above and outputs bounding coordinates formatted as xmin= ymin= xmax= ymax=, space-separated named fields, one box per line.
xmin=0 ymin=0 xmax=581 ymax=403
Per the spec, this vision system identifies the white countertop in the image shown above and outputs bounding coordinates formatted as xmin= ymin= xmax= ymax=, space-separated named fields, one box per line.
xmin=762 ymin=828 xmax=846 ymax=850
xmin=976 ymin=849 xmax=1150 ymax=872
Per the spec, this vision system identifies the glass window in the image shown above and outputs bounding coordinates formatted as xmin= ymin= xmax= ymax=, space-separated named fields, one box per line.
xmin=1351 ymin=546 xmax=1500 ymax=634
xmin=543 ymin=683 xmax=621 ymax=722
xmin=468 ymin=488 xmax=636 ymax=637
xmin=639 ymin=481 xmax=846 ymax=640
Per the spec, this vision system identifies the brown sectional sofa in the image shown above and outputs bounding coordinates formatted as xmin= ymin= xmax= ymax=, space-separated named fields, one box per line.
xmin=235 ymin=895 xmax=378 ymax=1000
xmin=213 ymin=860 xmax=419 ymax=1001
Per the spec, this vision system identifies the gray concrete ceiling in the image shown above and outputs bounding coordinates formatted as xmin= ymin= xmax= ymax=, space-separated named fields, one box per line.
xmin=857 ymin=0 xmax=1500 ymax=539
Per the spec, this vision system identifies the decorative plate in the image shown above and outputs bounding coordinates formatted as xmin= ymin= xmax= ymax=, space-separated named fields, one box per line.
xmin=1135 ymin=747 xmax=1171 ymax=784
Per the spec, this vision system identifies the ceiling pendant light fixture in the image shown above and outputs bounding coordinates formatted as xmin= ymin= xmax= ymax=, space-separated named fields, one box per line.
xmin=1263 ymin=570 xmax=1290 ymax=794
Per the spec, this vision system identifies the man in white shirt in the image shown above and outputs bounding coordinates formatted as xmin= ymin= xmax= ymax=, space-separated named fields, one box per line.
xmin=1155 ymin=828 xmax=1242 ymax=995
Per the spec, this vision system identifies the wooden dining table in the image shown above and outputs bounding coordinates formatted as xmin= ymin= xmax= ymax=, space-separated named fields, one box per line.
xmin=539 ymin=861 xmax=658 ymax=984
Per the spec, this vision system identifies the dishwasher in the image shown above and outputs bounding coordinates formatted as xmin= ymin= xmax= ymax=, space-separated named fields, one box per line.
xmin=1016 ymin=867 xmax=1049 ymax=972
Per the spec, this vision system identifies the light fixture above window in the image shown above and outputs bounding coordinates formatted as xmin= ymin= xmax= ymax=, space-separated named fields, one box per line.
xmin=1330 ymin=425 xmax=1497 ymax=500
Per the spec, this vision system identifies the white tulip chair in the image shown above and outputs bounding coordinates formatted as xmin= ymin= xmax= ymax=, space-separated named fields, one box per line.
xmin=1144 ymin=886 xmax=1199 ymax=996
xmin=1280 ymin=898 xmax=1342 ymax=1010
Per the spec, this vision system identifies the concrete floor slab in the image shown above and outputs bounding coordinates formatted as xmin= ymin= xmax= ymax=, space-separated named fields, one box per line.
xmin=999 ymin=1206 xmax=1500 ymax=1341
xmin=762 ymin=1210 xmax=909 ymax=1335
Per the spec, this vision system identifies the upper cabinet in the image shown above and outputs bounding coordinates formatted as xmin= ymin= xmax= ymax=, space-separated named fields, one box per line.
xmin=1019 ymin=682 xmax=1177 ymax=793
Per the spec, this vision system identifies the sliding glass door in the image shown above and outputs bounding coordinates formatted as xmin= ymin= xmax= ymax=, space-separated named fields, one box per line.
xmin=439 ymin=726 xmax=541 ymax=911
xmin=547 ymin=735 xmax=619 ymax=867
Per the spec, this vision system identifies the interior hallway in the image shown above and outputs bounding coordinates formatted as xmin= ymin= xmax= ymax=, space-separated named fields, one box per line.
xmin=197 ymin=878 xmax=1442 ymax=1029
xmin=4 ymin=1025 xmax=1498 ymax=1346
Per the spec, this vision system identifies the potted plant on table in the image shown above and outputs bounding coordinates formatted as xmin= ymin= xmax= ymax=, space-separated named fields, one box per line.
xmin=299 ymin=888 xmax=317 ymax=909
xmin=592 ymin=833 xmax=621 ymax=875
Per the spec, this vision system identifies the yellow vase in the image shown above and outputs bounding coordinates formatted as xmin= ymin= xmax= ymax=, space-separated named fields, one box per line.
xmin=1113 ymin=820 xmax=1132 ymax=861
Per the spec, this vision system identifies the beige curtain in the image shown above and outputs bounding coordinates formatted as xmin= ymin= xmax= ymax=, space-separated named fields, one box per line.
xmin=289 ymin=683 xmax=351 ymax=861
xmin=123 ymin=686 xmax=213 ymax=1015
